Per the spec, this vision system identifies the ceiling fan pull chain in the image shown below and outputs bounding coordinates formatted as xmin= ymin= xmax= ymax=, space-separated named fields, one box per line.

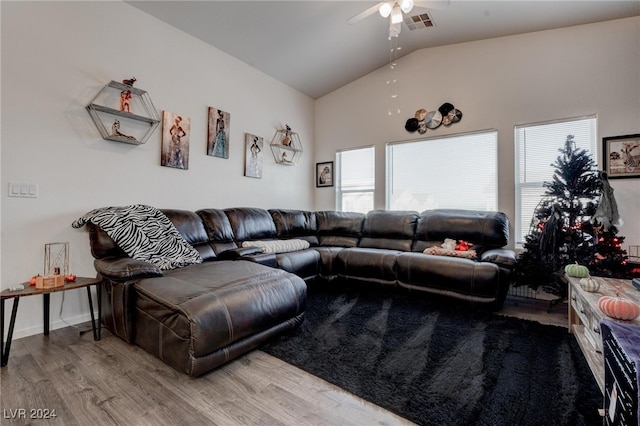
xmin=387 ymin=37 xmax=401 ymax=115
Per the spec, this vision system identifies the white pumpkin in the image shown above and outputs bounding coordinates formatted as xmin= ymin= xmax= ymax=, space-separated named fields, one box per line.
xmin=579 ymin=276 xmax=600 ymax=293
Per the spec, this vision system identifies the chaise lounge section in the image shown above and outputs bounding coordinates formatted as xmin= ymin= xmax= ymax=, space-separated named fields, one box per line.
xmin=81 ymin=206 xmax=516 ymax=376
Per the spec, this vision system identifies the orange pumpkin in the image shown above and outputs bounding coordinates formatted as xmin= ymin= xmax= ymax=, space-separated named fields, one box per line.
xmin=598 ymin=296 xmax=640 ymax=321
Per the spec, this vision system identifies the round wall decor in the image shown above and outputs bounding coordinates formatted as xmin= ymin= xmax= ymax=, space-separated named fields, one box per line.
xmin=425 ymin=111 xmax=442 ymax=129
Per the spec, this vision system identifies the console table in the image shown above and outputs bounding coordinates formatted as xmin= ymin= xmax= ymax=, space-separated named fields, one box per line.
xmin=1 ymin=277 xmax=102 ymax=366
xmin=567 ymin=275 xmax=640 ymax=393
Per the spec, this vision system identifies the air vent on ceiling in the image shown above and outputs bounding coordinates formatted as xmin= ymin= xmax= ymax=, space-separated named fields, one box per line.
xmin=404 ymin=12 xmax=434 ymax=31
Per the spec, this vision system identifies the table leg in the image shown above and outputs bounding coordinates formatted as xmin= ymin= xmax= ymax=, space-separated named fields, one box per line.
xmin=85 ymin=284 xmax=102 ymax=341
xmin=97 ymin=282 xmax=102 ymax=341
xmin=1 ymin=297 xmax=20 ymax=367
xmin=86 ymin=286 xmax=97 ymax=341
xmin=43 ymin=293 xmax=50 ymax=336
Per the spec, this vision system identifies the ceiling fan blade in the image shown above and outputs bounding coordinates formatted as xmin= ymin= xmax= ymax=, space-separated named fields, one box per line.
xmin=413 ymin=0 xmax=450 ymax=10
xmin=347 ymin=2 xmax=385 ymax=25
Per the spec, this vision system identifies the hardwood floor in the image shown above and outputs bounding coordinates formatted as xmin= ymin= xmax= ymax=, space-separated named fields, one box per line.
xmin=1 ymin=296 xmax=567 ymax=426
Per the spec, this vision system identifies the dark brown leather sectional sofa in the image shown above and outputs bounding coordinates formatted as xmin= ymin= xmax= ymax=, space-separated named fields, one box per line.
xmin=86 ymin=207 xmax=516 ymax=376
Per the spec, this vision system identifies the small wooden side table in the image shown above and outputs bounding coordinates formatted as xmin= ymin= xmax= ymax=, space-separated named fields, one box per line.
xmin=1 ymin=277 xmax=102 ymax=367
xmin=567 ymin=275 xmax=640 ymax=393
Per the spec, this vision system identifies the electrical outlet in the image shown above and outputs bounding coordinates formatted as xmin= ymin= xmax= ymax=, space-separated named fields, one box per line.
xmin=8 ymin=182 xmax=38 ymax=198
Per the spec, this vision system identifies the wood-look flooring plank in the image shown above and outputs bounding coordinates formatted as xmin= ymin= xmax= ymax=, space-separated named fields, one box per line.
xmin=0 ymin=352 xmax=78 ymax=426
xmin=61 ymin=332 xmax=216 ymax=425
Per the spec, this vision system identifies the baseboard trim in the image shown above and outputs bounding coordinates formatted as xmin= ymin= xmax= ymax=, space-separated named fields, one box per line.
xmin=10 ymin=312 xmax=95 ymax=340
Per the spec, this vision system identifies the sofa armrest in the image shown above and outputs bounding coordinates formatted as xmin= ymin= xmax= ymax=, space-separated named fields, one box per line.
xmin=217 ymin=246 xmax=264 ymax=260
xmin=217 ymin=247 xmax=276 ymax=267
xmin=480 ymin=248 xmax=517 ymax=269
xmin=244 ymin=252 xmax=277 ymax=268
xmin=94 ymin=257 xmax=163 ymax=282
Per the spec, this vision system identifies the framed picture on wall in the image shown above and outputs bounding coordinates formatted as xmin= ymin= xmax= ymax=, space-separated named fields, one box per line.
xmin=161 ymin=111 xmax=190 ymax=170
xmin=316 ymin=161 xmax=334 ymax=187
xmin=244 ymin=133 xmax=263 ymax=178
xmin=603 ymin=134 xmax=640 ymax=179
xmin=207 ymin=107 xmax=230 ymax=159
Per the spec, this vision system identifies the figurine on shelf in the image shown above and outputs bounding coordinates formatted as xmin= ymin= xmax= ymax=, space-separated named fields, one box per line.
xmin=111 ymin=119 xmax=136 ymax=141
xmin=281 ymin=152 xmax=292 ymax=163
xmin=120 ymin=90 xmax=132 ymax=112
xmin=282 ymin=125 xmax=292 ymax=146
xmin=122 ymin=77 xmax=137 ymax=86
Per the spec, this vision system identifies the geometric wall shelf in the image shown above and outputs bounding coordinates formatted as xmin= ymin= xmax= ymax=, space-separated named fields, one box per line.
xmin=270 ymin=125 xmax=303 ymax=165
xmin=86 ymin=80 xmax=160 ymax=145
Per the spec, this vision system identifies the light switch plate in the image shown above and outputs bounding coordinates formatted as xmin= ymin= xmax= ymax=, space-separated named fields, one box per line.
xmin=8 ymin=182 xmax=38 ymax=198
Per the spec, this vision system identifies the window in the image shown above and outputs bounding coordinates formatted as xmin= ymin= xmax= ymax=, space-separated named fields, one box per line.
xmin=336 ymin=146 xmax=375 ymax=213
xmin=386 ymin=130 xmax=498 ymax=212
xmin=514 ymin=116 xmax=597 ymax=247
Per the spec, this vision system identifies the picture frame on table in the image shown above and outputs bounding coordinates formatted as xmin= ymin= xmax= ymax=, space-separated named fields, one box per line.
xmin=316 ymin=161 xmax=334 ymax=187
xmin=603 ymin=134 xmax=640 ymax=179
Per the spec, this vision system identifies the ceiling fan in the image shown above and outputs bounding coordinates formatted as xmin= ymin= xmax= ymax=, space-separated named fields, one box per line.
xmin=348 ymin=0 xmax=450 ymax=38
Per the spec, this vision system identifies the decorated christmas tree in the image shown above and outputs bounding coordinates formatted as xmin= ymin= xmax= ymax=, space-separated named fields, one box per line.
xmin=513 ymin=135 xmax=628 ymax=299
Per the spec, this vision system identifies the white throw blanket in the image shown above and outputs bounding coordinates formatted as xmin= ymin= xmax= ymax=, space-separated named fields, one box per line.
xmin=73 ymin=204 xmax=202 ymax=270
xmin=242 ymin=239 xmax=310 ymax=254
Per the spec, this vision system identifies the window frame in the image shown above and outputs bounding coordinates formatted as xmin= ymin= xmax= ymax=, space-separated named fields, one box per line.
xmin=335 ymin=145 xmax=375 ymax=213
xmin=514 ymin=115 xmax=598 ymax=248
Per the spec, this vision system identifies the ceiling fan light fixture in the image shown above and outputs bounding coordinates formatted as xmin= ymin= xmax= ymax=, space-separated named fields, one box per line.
xmin=379 ymin=2 xmax=392 ymax=18
xmin=390 ymin=4 xmax=403 ymax=24
xmin=400 ymin=0 xmax=414 ymax=14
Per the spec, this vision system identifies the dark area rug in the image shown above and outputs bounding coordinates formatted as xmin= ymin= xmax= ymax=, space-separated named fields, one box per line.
xmin=261 ymin=287 xmax=602 ymax=426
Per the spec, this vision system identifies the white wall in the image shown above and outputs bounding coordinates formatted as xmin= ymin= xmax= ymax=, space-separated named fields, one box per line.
xmin=1 ymin=1 xmax=314 ymax=338
xmin=315 ymin=17 xmax=640 ymax=251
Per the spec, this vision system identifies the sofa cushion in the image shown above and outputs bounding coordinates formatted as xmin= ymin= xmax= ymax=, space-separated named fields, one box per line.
xmin=336 ymin=247 xmax=401 ymax=284
xmin=133 ymin=260 xmax=306 ymax=375
xmin=396 ymin=252 xmax=501 ymax=300
xmin=312 ymin=246 xmax=344 ymax=278
xmin=316 ymin=211 xmax=365 ymax=247
xmin=225 ymin=208 xmax=277 ymax=242
xmin=242 ymin=239 xmax=310 ymax=254
xmin=88 ymin=224 xmax=126 ymax=259
xmin=359 ymin=210 xmax=418 ymax=252
xmin=162 ymin=209 xmax=216 ymax=261
xmin=275 ymin=249 xmax=321 ymax=281
xmin=269 ymin=209 xmax=319 ymax=246
xmin=196 ymin=209 xmax=237 ymax=245
xmin=413 ymin=209 xmax=509 ymax=252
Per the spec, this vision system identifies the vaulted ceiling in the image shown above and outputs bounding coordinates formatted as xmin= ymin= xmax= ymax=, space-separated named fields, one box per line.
xmin=127 ymin=1 xmax=640 ymax=99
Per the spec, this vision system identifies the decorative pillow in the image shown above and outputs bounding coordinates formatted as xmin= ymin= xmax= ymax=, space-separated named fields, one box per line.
xmin=242 ymin=239 xmax=310 ymax=254
xmin=423 ymin=246 xmax=478 ymax=259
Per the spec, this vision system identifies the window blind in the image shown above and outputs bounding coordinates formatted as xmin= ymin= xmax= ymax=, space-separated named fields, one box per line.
xmin=514 ymin=116 xmax=597 ymax=246
xmin=336 ymin=146 xmax=375 ymax=213
xmin=386 ymin=131 xmax=498 ymax=212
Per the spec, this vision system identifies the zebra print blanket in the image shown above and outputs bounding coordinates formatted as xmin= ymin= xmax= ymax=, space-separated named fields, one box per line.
xmin=72 ymin=204 xmax=202 ymax=270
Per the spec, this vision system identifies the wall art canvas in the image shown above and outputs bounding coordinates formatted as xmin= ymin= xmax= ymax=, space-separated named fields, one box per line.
xmin=603 ymin=134 xmax=640 ymax=179
xmin=161 ymin=111 xmax=190 ymax=170
xmin=207 ymin=107 xmax=230 ymax=159
xmin=244 ymin=133 xmax=263 ymax=179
